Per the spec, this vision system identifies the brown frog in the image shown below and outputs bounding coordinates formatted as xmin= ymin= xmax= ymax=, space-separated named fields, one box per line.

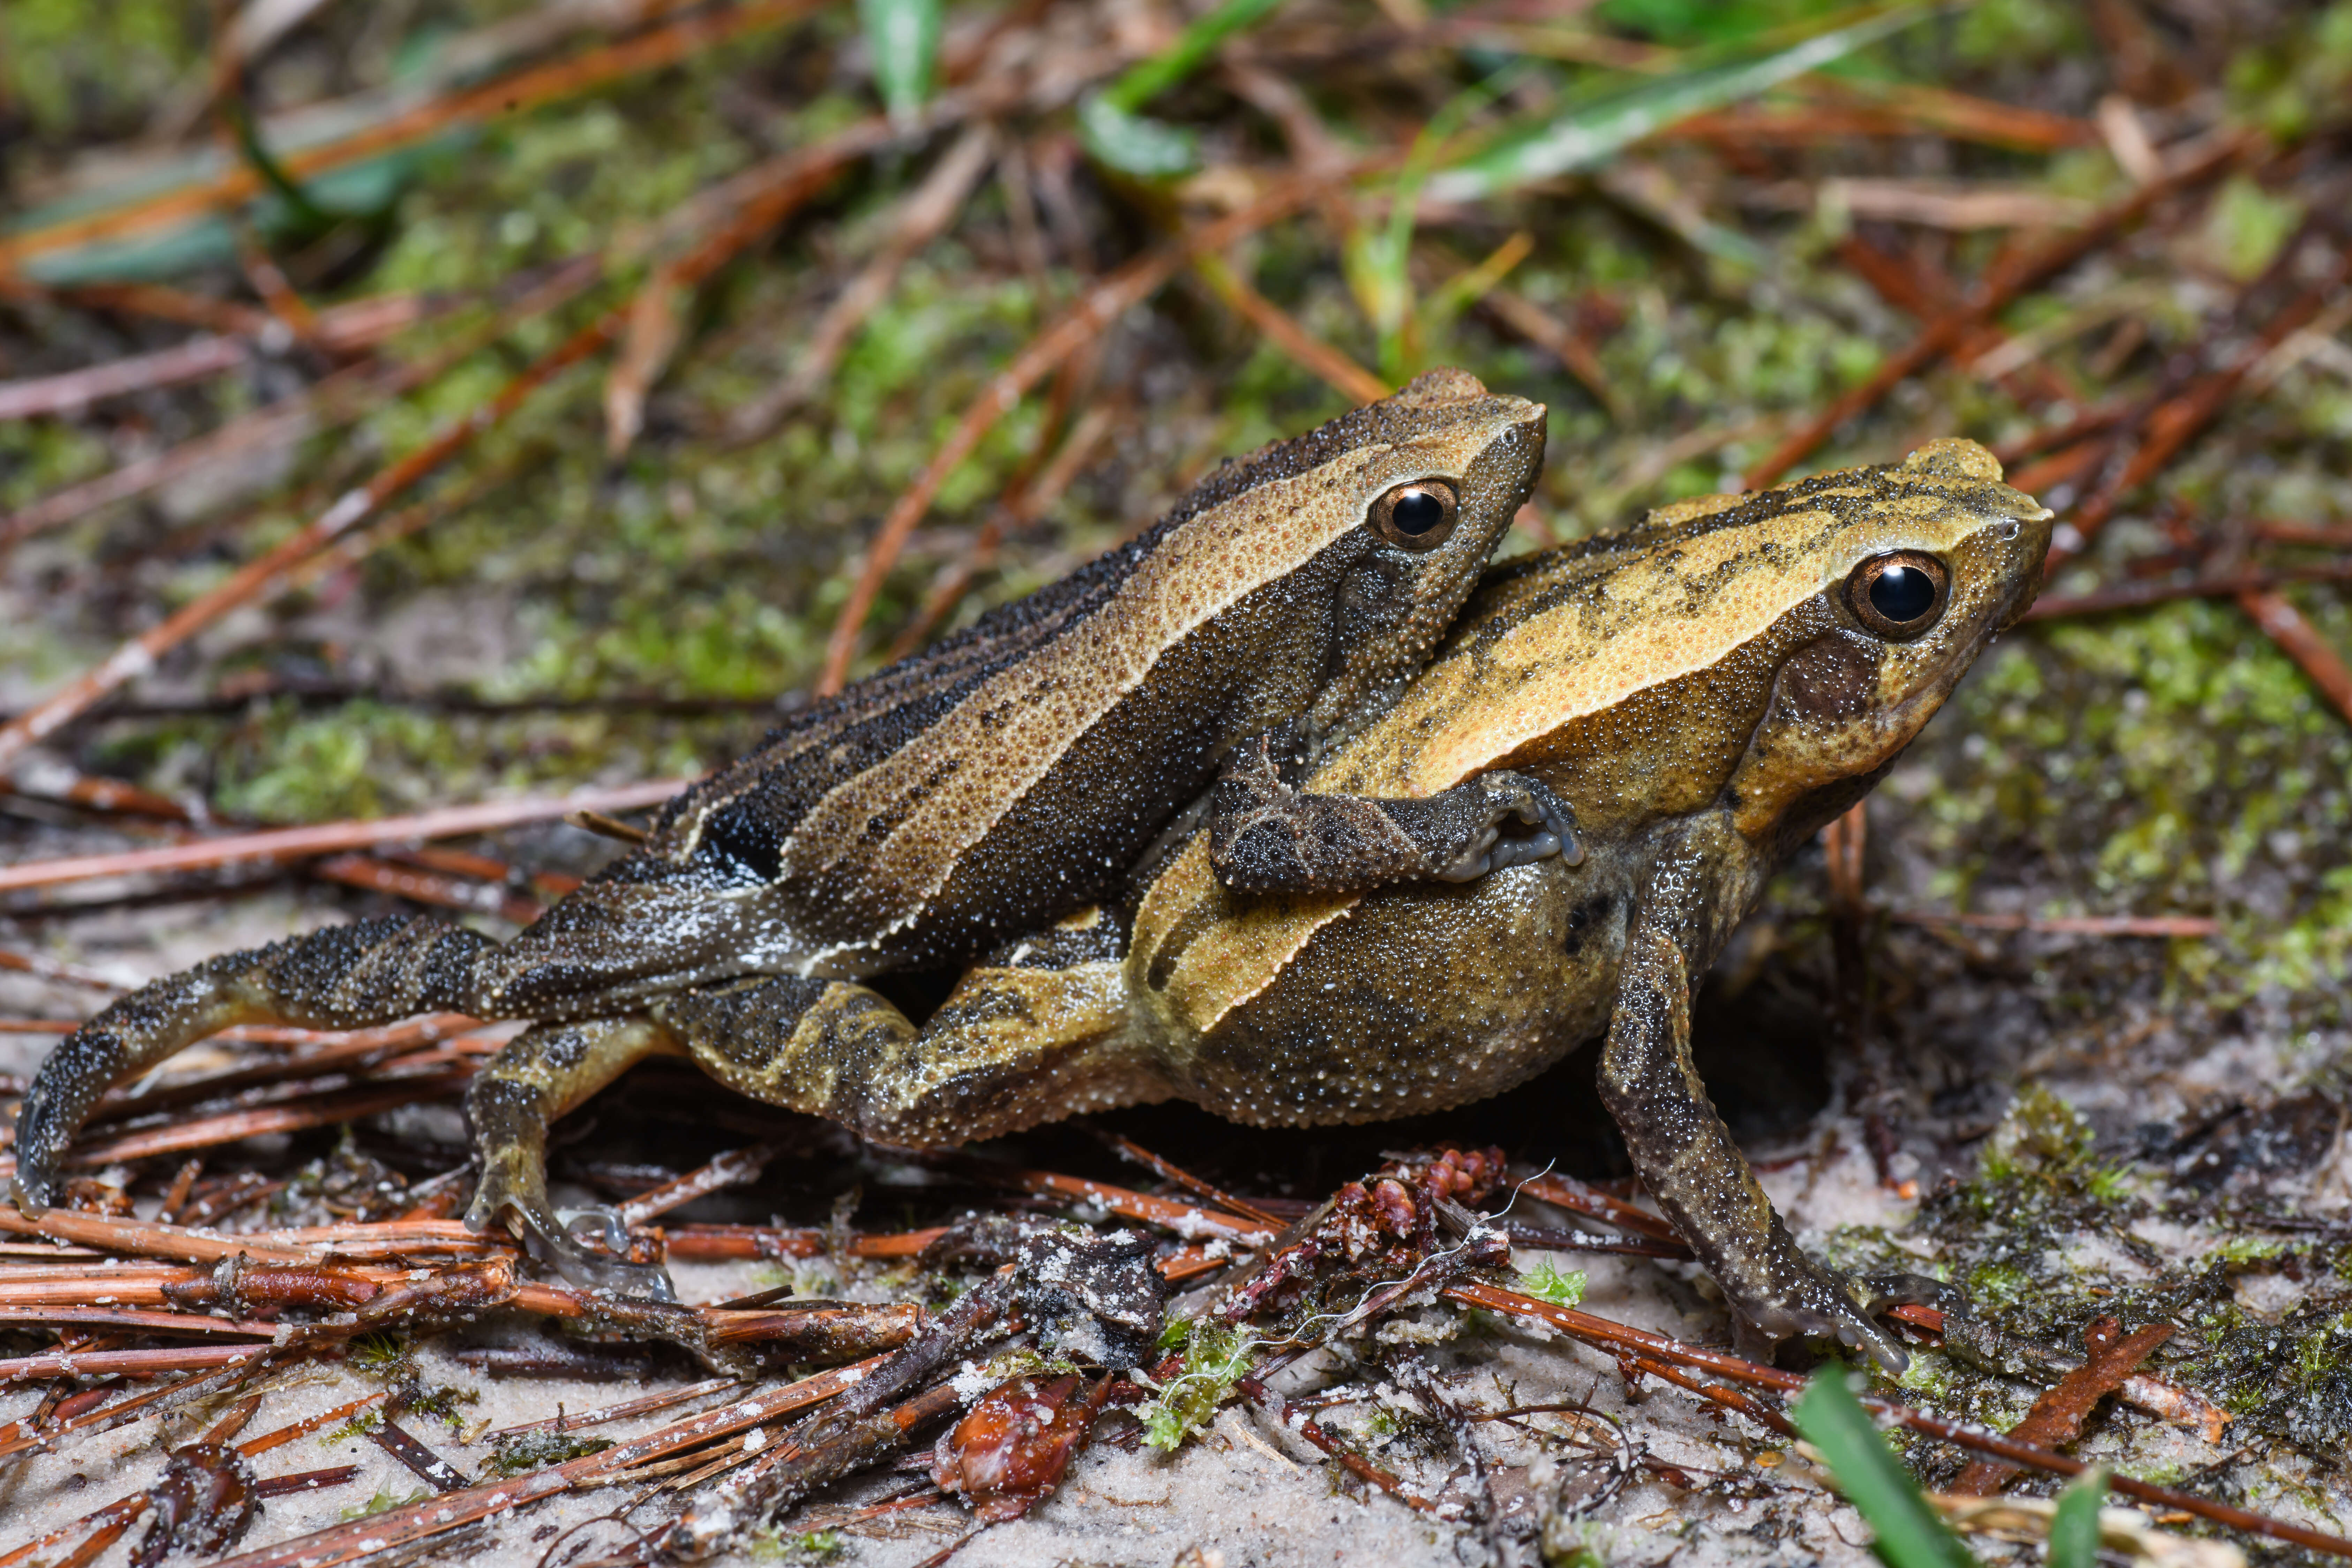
xmin=10 ymin=371 xmax=1573 ymax=1285
xmin=12 ymin=421 xmax=2050 ymax=1366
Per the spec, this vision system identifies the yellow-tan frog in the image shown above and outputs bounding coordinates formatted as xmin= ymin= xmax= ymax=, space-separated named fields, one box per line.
xmin=789 ymin=436 xmax=2052 ymax=1365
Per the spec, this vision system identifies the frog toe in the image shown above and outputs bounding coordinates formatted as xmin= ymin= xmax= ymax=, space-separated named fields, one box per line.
xmin=1739 ymin=1268 xmax=1912 ymax=1376
xmin=466 ymin=1184 xmax=677 ymax=1301
xmin=1858 ymin=1271 xmax=1961 ymax=1317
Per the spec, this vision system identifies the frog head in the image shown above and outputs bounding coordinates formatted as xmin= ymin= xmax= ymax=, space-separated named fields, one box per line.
xmin=1325 ymin=436 xmax=2054 ymax=857
xmin=1168 ymin=367 xmax=1547 ymax=740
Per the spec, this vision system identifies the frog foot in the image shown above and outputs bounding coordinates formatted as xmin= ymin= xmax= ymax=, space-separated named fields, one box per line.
xmin=1437 ymin=772 xmax=1585 ymax=881
xmin=464 ymin=1183 xmax=679 ymax=1302
xmin=1732 ymin=1257 xmax=1915 ymax=1375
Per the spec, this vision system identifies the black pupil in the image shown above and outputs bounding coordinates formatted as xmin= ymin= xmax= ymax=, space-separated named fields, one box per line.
xmin=1868 ymin=563 xmax=1937 ymax=624
xmin=1389 ymin=488 xmax=1446 ymax=535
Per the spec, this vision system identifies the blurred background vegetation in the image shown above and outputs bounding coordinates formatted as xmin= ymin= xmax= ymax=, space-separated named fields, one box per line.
xmin=7 ymin=4 xmax=2352 ymax=1555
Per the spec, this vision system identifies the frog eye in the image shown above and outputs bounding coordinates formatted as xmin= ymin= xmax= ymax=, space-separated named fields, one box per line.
xmin=1845 ymin=551 xmax=1951 ymax=640
xmin=1369 ymin=479 xmax=1460 ymax=550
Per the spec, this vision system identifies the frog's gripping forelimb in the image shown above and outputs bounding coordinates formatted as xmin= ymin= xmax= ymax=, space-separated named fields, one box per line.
xmin=1208 ymin=734 xmax=1583 ymax=895
xmin=1598 ymin=839 xmax=1911 ymax=1375
xmin=10 ymin=916 xmax=497 ymax=1216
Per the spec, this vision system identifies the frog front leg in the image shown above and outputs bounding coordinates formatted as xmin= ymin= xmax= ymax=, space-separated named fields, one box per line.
xmin=1597 ymin=834 xmax=1910 ymax=1373
xmin=1208 ymin=732 xmax=1583 ymax=894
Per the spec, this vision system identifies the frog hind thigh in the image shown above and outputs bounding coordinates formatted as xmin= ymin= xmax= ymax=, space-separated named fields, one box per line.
xmin=13 ymin=916 xmax=498 ymax=1215
xmin=651 ymin=961 xmax=1162 ymax=1149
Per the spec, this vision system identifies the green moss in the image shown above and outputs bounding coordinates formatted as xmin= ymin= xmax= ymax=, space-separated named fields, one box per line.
xmin=339 ymin=1485 xmax=430 ymax=1521
xmin=1913 ymin=598 xmax=2352 ymax=1022
xmin=1141 ymin=1318 xmax=1251 ymax=1452
xmin=3 ymin=0 xmax=198 ymax=136
xmin=746 ymin=1529 xmax=844 ymax=1565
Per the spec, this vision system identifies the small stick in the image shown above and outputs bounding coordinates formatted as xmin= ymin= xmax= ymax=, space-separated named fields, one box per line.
xmin=0 ymin=946 xmax=122 ymax=993
xmin=1236 ymin=1376 xmax=1440 ymax=1513
xmin=0 ymin=779 xmax=688 ymax=895
xmin=0 ymin=0 xmax=832 ymax=274
xmin=1949 ymin=1316 xmax=2172 ymax=1496
xmin=2239 ymin=587 xmax=2352 ymax=727
xmin=617 ymin=1144 xmax=775 ymax=1228
xmin=368 ymin=1415 xmax=470 ymax=1492
xmin=2022 ymin=560 xmax=2352 ymax=620
xmin=1447 ymin=1281 xmax=2352 ymax=1560
xmin=1742 ymin=133 xmax=2244 ymax=490
xmin=1512 ymin=1170 xmax=1685 ymax=1246
xmin=484 ymin=1377 xmax=743 ymax=1442
xmin=1098 ymin=1131 xmax=1286 ymax=1229
xmin=254 ymin=1465 xmax=360 ymax=1497
xmin=952 ymin=1160 xmax=1272 ymax=1242
xmin=1886 ymin=911 xmax=2217 ymax=938
xmin=1192 ymin=252 xmax=1388 ymax=404
xmin=565 ymin=809 xmax=650 ymax=845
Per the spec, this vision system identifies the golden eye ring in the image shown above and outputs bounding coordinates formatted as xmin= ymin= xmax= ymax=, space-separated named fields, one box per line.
xmin=1369 ymin=479 xmax=1460 ymax=551
xmin=1845 ymin=551 xmax=1951 ymax=640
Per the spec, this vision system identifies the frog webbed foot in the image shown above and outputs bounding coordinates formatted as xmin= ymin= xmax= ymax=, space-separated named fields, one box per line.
xmin=1731 ymin=1255 xmax=1915 ymax=1375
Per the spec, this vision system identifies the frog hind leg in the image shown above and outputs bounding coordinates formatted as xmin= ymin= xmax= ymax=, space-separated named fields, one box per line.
xmin=463 ymin=1015 xmax=688 ymax=1298
xmin=1209 ymin=732 xmax=1582 ymax=895
xmin=1597 ymin=836 xmax=1911 ymax=1374
xmin=11 ymin=916 xmax=499 ymax=1215
xmin=649 ymin=935 xmax=1156 ymax=1150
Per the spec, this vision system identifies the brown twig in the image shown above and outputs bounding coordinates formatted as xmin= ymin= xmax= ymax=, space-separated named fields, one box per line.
xmin=1098 ymin=1131 xmax=1286 ymax=1229
xmin=1192 ymin=252 xmax=1388 ymax=404
xmin=1886 ymin=910 xmax=2218 ymax=938
xmin=1950 ymin=1316 xmax=2173 ymax=1495
xmin=0 ymin=304 xmax=634 ymax=772
xmin=1236 ymin=1375 xmax=1441 ymax=1513
xmin=2238 ymin=587 xmax=2352 ymax=727
xmin=951 ymin=1160 xmax=1273 ymax=1243
xmin=1448 ymin=1281 xmax=2352 ymax=1559
xmin=1513 ymin=1170 xmax=1684 ymax=1246
xmin=616 ymin=1144 xmax=775 ymax=1227
xmin=2022 ymin=560 xmax=2352 ymax=620
xmin=0 ymin=779 xmax=687 ymax=896
xmin=2059 ymin=246 xmax=2352 ymax=563
xmin=199 ymin=1353 xmax=892 ymax=1568
xmin=726 ymin=123 xmax=1000 ymax=444
xmin=0 ymin=0 xmax=831 ymax=276
xmin=1743 ymin=134 xmax=2245 ymax=490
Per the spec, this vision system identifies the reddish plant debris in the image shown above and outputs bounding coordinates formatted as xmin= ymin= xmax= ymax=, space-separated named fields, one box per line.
xmin=931 ymin=1373 xmax=1115 ymax=1522
xmin=1950 ymin=1314 xmax=2176 ymax=1496
xmin=132 ymin=1442 xmax=258 ymax=1568
xmin=1217 ymin=1147 xmax=1508 ymax=1325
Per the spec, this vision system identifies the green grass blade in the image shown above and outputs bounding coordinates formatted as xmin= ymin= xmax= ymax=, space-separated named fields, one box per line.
xmin=1081 ymin=0 xmax=1288 ymax=177
xmin=1100 ymin=0 xmax=1287 ymax=112
xmin=1426 ymin=4 xmax=1932 ymax=203
xmin=860 ymin=0 xmax=941 ymax=121
xmin=1792 ymin=1368 xmax=1975 ymax=1568
xmin=2049 ymin=1466 xmax=2109 ymax=1568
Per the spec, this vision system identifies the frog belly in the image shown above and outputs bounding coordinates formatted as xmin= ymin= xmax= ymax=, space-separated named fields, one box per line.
xmin=1156 ymin=858 xmax=1624 ymax=1126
